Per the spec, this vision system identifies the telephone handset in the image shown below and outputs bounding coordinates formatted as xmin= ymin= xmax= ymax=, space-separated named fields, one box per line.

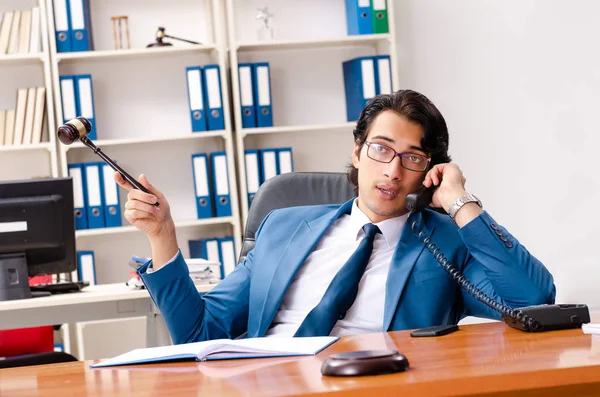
xmin=406 ymin=186 xmax=590 ymax=332
xmin=57 ymin=117 xmax=159 ymax=206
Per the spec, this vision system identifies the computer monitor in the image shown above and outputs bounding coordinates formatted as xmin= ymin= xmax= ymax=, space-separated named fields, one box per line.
xmin=0 ymin=177 xmax=76 ymax=301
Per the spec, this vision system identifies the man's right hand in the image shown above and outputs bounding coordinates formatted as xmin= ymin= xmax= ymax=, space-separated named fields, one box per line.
xmin=114 ymin=172 xmax=179 ymax=269
xmin=114 ymin=172 xmax=173 ymax=237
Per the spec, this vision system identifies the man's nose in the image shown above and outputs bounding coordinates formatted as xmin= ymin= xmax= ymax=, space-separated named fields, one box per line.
xmin=383 ymin=156 xmax=403 ymax=180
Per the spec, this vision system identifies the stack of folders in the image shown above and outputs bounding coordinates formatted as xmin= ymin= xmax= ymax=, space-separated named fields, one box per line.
xmin=343 ymin=55 xmax=393 ymax=122
xmin=237 ymin=62 xmax=273 ymax=128
xmin=68 ymin=162 xmax=122 ymax=230
xmin=345 ymin=0 xmax=389 ymax=35
xmin=186 ymin=258 xmax=221 ymax=286
xmin=0 ymin=7 xmax=42 ymax=55
xmin=186 ymin=65 xmax=226 ymax=132
xmin=60 ymin=74 xmax=97 ymax=139
xmin=72 ymin=251 xmax=96 ymax=285
xmin=188 ymin=237 xmax=236 ymax=278
xmin=244 ymin=147 xmax=293 ymax=208
xmin=52 ymin=0 xmax=94 ymax=53
xmin=0 ymin=86 xmax=46 ymax=146
xmin=191 ymin=151 xmax=232 ymax=219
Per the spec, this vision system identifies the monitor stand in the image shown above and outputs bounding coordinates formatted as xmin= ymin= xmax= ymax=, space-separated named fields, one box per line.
xmin=0 ymin=253 xmax=32 ymax=301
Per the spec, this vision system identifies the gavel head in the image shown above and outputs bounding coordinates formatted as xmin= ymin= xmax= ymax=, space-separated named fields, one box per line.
xmin=57 ymin=117 xmax=92 ymax=145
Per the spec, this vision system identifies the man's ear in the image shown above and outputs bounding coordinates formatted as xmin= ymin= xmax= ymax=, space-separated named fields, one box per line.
xmin=352 ymin=142 xmax=361 ymax=168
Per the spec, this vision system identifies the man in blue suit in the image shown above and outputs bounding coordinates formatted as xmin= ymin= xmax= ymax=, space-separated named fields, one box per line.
xmin=115 ymin=90 xmax=555 ymax=344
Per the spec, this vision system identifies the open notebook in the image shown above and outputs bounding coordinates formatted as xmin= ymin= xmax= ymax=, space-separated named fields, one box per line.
xmin=91 ymin=336 xmax=339 ymax=368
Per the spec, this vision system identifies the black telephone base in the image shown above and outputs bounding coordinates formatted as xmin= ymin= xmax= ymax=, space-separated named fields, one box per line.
xmin=502 ymin=304 xmax=590 ymax=332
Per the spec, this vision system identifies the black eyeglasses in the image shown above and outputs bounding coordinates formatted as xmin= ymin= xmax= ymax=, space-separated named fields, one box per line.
xmin=365 ymin=141 xmax=430 ymax=172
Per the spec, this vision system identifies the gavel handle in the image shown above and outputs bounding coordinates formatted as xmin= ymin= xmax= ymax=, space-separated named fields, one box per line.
xmin=80 ymin=137 xmax=159 ymax=206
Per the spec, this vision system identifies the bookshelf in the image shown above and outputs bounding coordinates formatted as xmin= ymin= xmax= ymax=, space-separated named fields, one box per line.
xmin=225 ymin=0 xmax=399 ymax=224
xmin=0 ymin=0 xmax=58 ymax=181
xmin=43 ymin=0 xmax=242 ymax=292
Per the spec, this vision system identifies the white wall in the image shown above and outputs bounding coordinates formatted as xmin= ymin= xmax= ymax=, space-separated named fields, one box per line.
xmin=394 ymin=0 xmax=600 ymax=311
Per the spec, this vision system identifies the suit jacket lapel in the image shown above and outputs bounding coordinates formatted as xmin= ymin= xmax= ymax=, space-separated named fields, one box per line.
xmin=383 ymin=211 xmax=435 ymax=330
xmin=256 ymin=199 xmax=355 ymax=336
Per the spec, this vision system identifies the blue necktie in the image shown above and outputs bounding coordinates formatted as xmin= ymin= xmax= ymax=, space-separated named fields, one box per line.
xmin=294 ymin=223 xmax=381 ymax=337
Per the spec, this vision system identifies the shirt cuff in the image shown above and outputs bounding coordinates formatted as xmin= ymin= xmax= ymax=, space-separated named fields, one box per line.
xmin=140 ymin=250 xmax=181 ymax=274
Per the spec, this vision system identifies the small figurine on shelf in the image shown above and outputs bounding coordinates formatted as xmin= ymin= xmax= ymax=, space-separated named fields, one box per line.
xmin=111 ymin=16 xmax=131 ymax=50
xmin=256 ymin=7 xmax=274 ymax=41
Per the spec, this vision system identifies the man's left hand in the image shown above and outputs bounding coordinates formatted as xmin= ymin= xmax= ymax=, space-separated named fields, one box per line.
xmin=422 ymin=163 xmax=468 ymax=212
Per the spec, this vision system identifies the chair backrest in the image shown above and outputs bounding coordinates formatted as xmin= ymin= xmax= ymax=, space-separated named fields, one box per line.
xmin=239 ymin=172 xmax=356 ymax=262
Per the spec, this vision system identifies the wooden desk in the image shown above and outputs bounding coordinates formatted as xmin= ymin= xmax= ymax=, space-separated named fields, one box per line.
xmin=1 ymin=322 xmax=599 ymax=396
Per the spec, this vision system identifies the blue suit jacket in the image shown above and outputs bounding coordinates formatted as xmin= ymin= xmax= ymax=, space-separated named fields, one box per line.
xmin=140 ymin=199 xmax=556 ymax=344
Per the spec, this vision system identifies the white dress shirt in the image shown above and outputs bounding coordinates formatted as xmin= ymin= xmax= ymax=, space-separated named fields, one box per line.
xmin=265 ymin=199 xmax=408 ymax=337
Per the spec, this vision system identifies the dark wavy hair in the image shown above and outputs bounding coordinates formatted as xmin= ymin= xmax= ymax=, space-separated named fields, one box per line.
xmin=347 ymin=89 xmax=452 ymax=193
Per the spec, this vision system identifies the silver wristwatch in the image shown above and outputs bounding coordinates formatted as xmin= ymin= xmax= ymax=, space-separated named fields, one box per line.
xmin=448 ymin=193 xmax=482 ymax=220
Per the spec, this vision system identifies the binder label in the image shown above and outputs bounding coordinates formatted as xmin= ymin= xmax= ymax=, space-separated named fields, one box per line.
xmin=70 ymin=0 xmax=85 ymax=29
xmin=245 ymin=153 xmax=260 ymax=192
xmin=256 ymin=66 xmax=271 ymax=106
xmin=263 ymin=151 xmax=277 ymax=181
xmin=359 ymin=0 xmax=370 ymax=7
xmin=102 ymin=165 xmax=119 ymax=206
xmin=205 ymin=68 xmax=222 ymax=108
xmin=378 ymin=58 xmax=392 ymax=94
xmin=54 ymin=0 xmax=69 ymax=30
xmin=78 ymin=78 xmax=94 ymax=118
xmin=279 ymin=151 xmax=293 ymax=174
xmin=193 ymin=156 xmax=209 ymax=196
xmin=361 ymin=59 xmax=376 ymax=99
xmin=187 ymin=69 xmax=204 ymax=110
xmin=206 ymin=240 xmax=220 ymax=262
xmin=69 ymin=167 xmax=85 ymax=208
xmin=61 ymin=79 xmax=77 ymax=120
xmin=86 ymin=165 xmax=102 ymax=206
xmin=221 ymin=240 xmax=235 ymax=275
xmin=239 ymin=67 xmax=253 ymax=106
xmin=214 ymin=156 xmax=229 ymax=195
xmin=373 ymin=0 xmax=387 ymax=10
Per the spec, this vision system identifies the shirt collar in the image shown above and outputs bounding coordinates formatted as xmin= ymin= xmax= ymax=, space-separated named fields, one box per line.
xmin=349 ymin=199 xmax=408 ymax=248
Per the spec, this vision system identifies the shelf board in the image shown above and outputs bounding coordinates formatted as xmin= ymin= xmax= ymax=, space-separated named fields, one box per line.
xmin=76 ymin=216 xmax=235 ymax=238
xmin=0 ymin=142 xmax=53 ymax=152
xmin=0 ymin=52 xmax=44 ymax=65
xmin=56 ymin=44 xmax=218 ymax=62
xmin=63 ymin=131 xmax=227 ymax=151
xmin=236 ymin=34 xmax=391 ymax=51
xmin=241 ymin=122 xmax=355 ymax=137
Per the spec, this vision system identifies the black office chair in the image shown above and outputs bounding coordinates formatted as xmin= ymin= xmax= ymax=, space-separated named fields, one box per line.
xmin=239 ymin=172 xmax=356 ymax=263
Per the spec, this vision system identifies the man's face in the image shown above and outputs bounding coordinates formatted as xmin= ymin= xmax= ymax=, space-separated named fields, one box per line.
xmin=352 ymin=110 xmax=429 ymax=223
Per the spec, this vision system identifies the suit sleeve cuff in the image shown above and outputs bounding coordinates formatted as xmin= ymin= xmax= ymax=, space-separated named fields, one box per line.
xmin=137 ymin=250 xmax=189 ymax=288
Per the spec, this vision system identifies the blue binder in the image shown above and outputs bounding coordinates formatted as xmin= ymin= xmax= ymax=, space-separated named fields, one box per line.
xmin=252 ymin=62 xmax=273 ymax=127
xmin=75 ymin=74 xmax=97 ymax=140
xmin=202 ymin=64 xmax=225 ymax=131
xmin=53 ymin=0 xmax=72 ymax=53
xmin=244 ymin=149 xmax=261 ymax=208
xmin=83 ymin=162 xmax=105 ymax=229
xmin=77 ymin=251 xmax=96 ymax=285
xmin=217 ymin=237 xmax=236 ymax=278
xmin=259 ymin=148 xmax=279 ymax=184
xmin=277 ymin=147 xmax=294 ymax=175
xmin=210 ymin=151 xmax=232 ymax=217
xmin=100 ymin=163 xmax=122 ymax=227
xmin=191 ymin=153 xmax=213 ymax=219
xmin=59 ymin=75 xmax=78 ymax=124
xmin=238 ymin=63 xmax=257 ymax=128
xmin=345 ymin=0 xmax=374 ymax=35
xmin=374 ymin=55 xmax=392 ymax=95
xmin=342 ymin=56 xmax=377 ymax=121
xmin=69 ymin=0 xmax=94 ymax=52
xmin=67 ymin=163 xmax=88 ymax=230
xmin=186 ymin=66 xmax=208 ymax=132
